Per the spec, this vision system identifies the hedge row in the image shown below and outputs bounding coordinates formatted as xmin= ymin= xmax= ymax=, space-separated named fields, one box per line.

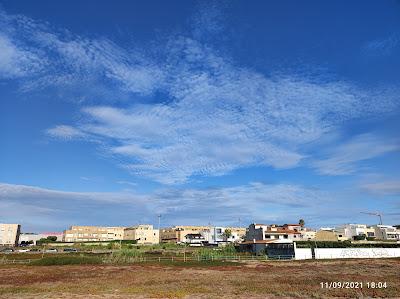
xmin=295 ymin=241 xmax=400 ymax=248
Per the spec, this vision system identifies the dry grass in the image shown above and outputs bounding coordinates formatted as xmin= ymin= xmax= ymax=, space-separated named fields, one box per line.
xmin=0 ymin=258 xmax=399 ymax=298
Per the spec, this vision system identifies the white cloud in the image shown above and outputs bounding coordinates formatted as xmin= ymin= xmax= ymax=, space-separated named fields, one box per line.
xmin=363 ymin=34 xmax=399 ymax=57
xmin=1 ymin=8 xmax=399 ymax=184
xmin=360 ymin=180 xmax=400 ymax=195
xmin=0 ymin=34 xmax=41 ymax=78
xmin=0 ymin=181 xmax=329 ymax=229
xmin=312 ymin=134 xmax=400 ymax=175
xmin=46 ymin=125 xmax=86 ymax=139
xmin=116 ymin=181 xmax=137 ymax=187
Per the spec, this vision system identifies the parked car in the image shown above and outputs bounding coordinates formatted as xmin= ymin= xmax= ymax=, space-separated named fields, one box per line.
xmin=63 ymin=248 xmax=78 ymax=252
xmin=17 ymin=249 xmax=30 ymax=252
xmin=44 ymin=248 xmax=58 ymax=253
xmin=0 ymin=248 xmax=14 ymax=253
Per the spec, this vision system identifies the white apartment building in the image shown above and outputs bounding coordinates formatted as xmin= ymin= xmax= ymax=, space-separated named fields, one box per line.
xmin=335 ymin=224 xmax=376 ymax=240
xmin=245 ymin=223 xmax=303 ymax=241
xmin=202 ymin=226 xmax=246 ymax=245
xmin=0 ymin=223 xmax=21 ymax=247
xmin=373 ymin=225 xmax=400 ymax=241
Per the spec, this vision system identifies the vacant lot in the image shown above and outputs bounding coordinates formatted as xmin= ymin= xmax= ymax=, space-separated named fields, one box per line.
xmin=0 ymin=259 xmax=399 ymax=298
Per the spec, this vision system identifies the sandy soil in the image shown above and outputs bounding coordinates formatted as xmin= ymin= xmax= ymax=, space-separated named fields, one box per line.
xmin=1 ymin=259 xmax=399 ymax=298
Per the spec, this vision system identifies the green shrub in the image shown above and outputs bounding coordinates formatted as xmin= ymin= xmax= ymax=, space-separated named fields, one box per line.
xmin=30 ymin=256 xmax=102 ymax=266
xmin=105 ymin=248 xmax=143 ymax=263
xmin=296 ymin=241 xmax=400 ymax=248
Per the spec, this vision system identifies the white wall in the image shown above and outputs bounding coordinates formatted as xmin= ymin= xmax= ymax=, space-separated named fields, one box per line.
xmin=315 ymin=248 xmax=400 ymax=259
xmin=294 ymin=248 xmax=312 ymax=260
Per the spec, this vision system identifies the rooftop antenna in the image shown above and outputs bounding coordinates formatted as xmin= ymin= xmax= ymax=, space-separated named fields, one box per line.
xmin=360 ymin=212 xmax=383 ymax=225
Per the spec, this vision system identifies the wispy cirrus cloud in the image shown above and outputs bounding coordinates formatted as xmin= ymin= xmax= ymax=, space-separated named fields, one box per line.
xmin=363 ymin=34 xmax=399 ymax=57
xmin=360 ymin=180 xmax=400 ymax=196
xmin=0 ymin=181 xmax=330 ymax=230
xmin=0 ymin=34 xmax=42 ymax=79
xmin=46 ymin=125 xmax=87 ymax=140
xmin=312 ymin=133 xmax=400 ymax=175
xmin=1 ymin=7 xmax=399 ymax=184
xmin=3 ymin=181 xmax=398 ymax=230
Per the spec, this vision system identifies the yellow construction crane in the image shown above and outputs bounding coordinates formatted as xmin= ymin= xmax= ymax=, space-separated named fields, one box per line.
xmin=360 ymin=212 xmax=383 ymax=225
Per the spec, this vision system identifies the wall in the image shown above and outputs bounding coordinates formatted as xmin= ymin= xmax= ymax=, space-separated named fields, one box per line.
xmin=315 ymin=248 xmax=400 ymax=259
xmin=294 ymin=248 xmax=312 ymax=260
xmin=294 ymin=247 xmax=400 ymax=259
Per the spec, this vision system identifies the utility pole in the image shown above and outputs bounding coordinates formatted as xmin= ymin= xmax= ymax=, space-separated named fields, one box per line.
xmin=157 ymin=214 xmax=161 ymax=230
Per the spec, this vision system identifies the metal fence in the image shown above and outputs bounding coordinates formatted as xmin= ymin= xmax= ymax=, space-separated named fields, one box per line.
xmin=0 ymin=255 xmax=295 ymax=265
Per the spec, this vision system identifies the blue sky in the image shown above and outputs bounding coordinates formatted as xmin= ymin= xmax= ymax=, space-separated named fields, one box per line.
xmin=0 ymin=0 xmax=399 ymax=232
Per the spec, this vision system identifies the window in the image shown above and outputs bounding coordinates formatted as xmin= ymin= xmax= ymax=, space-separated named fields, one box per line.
xmin=284 ymin=235 xmax=288 ymax=239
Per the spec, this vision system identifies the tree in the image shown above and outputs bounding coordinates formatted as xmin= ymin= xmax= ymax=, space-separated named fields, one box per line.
xmin=299 ymin=219 xmax=305 ymax=227
xmin=353 ymin=234 xmax=366 ymax=241
xmin=222 ymin=229 xmax=232 ymax=241
xmin=37 ymin=236 xmax=58 ymax=245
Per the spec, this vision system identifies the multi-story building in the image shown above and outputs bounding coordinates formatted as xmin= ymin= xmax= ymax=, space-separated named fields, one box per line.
xmin=63 ymin=226 xmax=127 ymax=242
xmin=245 ymin=223 xmax=302 ymax=242
xmin=63 ymin=225 xmax=159 ymax=244
xmin=202 ymin=227 xmax=246 ymax=245
xmin=373 ymin=225 xmax=400 ymax=241
xmin=334 ymin=224 xmax=376 ymax=240
xmin=160 ymin=225 xmax=246 ymax=244
xmin=314 ymin=228 xmax=338 ymax=241
xmin=123 ymin=225 xmax=159 ymax=244
xmin=0 ymin=223 xmax=21 ymax=247
xmin=160 ymin=226 xmax=210 ymax=243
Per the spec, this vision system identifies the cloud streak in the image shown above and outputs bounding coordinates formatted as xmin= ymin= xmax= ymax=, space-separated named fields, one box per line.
xmin=1 ymin=7 xmax=399 ymax=184
xmin=0 ymin=181 xmax=326 ymax=229
xmin=312 ymin=133 xmax=400 ymax=175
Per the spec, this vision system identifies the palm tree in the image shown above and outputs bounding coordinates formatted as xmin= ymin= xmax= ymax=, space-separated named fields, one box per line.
xmin=299 ymin=219 xmax=305 ymax=227
xmin=222 ymin=229 xmax=232 ymax=241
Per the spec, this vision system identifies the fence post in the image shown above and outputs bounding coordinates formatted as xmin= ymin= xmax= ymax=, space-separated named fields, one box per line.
xmin=158 ymin=257 xmax=161 ymax=262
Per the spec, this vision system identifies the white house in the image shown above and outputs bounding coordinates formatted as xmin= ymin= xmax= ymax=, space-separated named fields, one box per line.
xmin=202 ymin=226 xmax=245 ymax=245
xmin=373 ymin=225 xmax=400 ymax=241
xmin=245 ymin=223 xmax=304 ymax=241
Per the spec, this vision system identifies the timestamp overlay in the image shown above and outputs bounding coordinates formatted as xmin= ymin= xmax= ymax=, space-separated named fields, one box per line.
xmin=320 ymin=281 xmax=388 ymax=289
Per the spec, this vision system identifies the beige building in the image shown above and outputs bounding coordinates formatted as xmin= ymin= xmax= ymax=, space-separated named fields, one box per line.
xmin=0 ymin=223 xmax=21 ymax=247
xmin=123 ymin=225 xmax=159 ymax=244
xmin=63 ymin=225 xmax=159 ymax=244
xmin=160 ymin=226 xmax=210 ymax=243
xmin=63 ymin=226 xmax=126 ymax=242
xmin=315 ymin=229 xmax=338 ymax=241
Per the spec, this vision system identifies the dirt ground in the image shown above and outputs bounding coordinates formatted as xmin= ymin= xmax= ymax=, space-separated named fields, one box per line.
xmin=0 ymin=259 xmax=399 ymax=298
